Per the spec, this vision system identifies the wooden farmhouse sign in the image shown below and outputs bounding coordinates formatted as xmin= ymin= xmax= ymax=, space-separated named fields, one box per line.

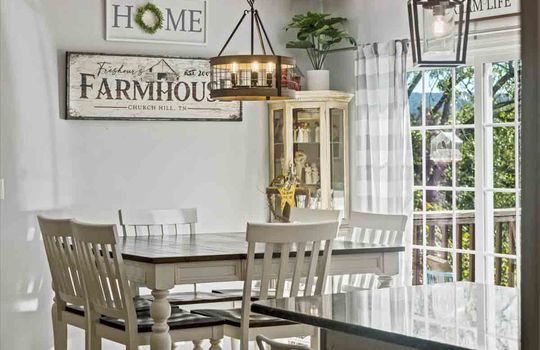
xmin=462 ymin=0 xmax=520 ymax=21
xmin=66 ymin=52 xmax=242 ymax=121
xmin=105 ymin=0 xmax=207 ymax=45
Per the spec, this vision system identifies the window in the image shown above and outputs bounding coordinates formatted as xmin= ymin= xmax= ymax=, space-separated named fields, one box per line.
xmin=409 ymin=58 xmax=521 ymax=287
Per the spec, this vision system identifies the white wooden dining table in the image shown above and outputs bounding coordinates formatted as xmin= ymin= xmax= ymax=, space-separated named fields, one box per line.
xmin=119 ymin=232 xmax=405 ymax=350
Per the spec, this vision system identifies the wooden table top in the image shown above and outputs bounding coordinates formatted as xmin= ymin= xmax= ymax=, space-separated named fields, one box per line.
xmin=120 ymin=232 xmax=405 ymax=264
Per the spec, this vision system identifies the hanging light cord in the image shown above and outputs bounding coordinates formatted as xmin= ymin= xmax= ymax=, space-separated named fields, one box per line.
xmin=217 ymin=0 xmax=276 ymax=57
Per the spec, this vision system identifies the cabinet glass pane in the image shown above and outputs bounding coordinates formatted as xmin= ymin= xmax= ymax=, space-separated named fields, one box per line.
xmin=293 ymin=108 xmax=321 ymax=209
xmin=272 ymin=109 xmax=285 ymax=177
xmin=330 ymin=108 xmax=345 ymax=212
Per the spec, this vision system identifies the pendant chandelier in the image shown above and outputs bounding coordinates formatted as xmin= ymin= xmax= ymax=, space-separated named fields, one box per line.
xmin=209 ymin=0 xmax=295 ymax=101
xmin=408 ymin=0 xmax=471 ymax=67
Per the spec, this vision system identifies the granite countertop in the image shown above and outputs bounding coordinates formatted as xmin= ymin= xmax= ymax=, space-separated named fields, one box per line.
xmin=252 ymin=282 xmax=520 ymax=350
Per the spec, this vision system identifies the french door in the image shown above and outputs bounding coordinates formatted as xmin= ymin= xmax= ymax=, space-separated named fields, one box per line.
xmin=409 ymin=54 xmax=521 ymax=287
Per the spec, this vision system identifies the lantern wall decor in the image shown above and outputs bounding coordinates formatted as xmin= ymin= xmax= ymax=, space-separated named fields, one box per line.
xmin=209 ymin=0 xmax=296 ymax=101
xmin=408 ymin=0 xmax=471 ymax=67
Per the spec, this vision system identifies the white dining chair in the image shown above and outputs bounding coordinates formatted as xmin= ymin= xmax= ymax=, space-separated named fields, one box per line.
xmin=289 ymin=208 xmax=341 ymax=224
xmin=39 ymin=216 xmax=88 ymax=350
xmin=212 ymin=208 xmax=341 ymax=298
xmin=338 ymin=211 xmax=408 ymax=291
xmin=119 ymin=208 xmax=241 ymax=306
xmin=256 ymin=334 xmax=313 ymax=350
xmin=193 ymin=220 xmax=340 ymax=350
xmin=71 ymin=220 xmax=225 ymax=350
xmin=118 ymin=208 xmax=198 ymax=237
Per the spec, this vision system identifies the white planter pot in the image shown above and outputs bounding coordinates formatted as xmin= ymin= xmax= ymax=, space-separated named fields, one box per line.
xmin=306 ymin=70 xmax=330 ymax=91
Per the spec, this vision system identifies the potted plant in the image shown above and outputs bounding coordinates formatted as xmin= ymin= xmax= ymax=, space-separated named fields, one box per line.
xmin=285 ymin=12 xmax=356 ymax=91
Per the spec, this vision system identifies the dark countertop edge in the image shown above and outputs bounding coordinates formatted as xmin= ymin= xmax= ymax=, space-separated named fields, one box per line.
xmin=122 ymin=246 xmax=405 ymax=264
xmin=251 ymin=303 xmax=468 ymax=350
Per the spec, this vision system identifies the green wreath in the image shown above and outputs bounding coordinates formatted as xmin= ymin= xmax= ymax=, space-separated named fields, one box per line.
xmin=135 ymin=3 xmax=163 ymax=34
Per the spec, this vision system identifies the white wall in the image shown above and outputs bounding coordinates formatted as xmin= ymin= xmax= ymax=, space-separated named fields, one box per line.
xmin=322 ymin=0 xmax=409 ymax=92
xmin=0 ymin=0 xmax=315 ymax=348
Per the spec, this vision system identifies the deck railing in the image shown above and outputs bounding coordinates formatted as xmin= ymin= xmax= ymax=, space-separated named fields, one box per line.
xmin=413 ymin=209 xmax=518 ymax=287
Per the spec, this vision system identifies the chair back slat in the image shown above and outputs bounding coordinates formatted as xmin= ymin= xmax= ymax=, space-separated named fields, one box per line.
xmin=118 ymin=208 xmax=197 ymax=237
xmin=315 ymin=239 xmax=333 ymax=295
xmin=240 ymin=221 xmax=339 ymax=349
xmin=38 ymin=216 xmax=85 ymax=306
xmin=304 ymin=240 xmax=321 ymax=296
xmin=259 ymin=243 xmax=274 ymax=300
xmin=72 ymin=221 xmax=135 ymax=322
xmin=275 ymin=243 xmax=290 ymax=298
xmin=289 ymin=242 xmax=306 ymax=296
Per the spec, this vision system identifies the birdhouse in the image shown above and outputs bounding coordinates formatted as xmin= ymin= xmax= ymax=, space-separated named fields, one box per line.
xmin=430 ymin=131 xmax=462 ymax=162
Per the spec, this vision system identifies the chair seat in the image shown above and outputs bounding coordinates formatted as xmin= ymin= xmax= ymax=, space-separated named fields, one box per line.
xmin=100 ymin=307 xmax=224 ymax=333
xmin=139 ymin=291 xmax=242 ymax=305
xmin=211 ymin=288 xmax=276 ymax=301
xmin=65 ymin=297 xmax=153 ymax=316
xmin=191 ymin=308 xmax=295 ymax=328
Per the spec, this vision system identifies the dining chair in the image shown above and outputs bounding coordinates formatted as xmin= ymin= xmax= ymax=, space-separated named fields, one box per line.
xmin=337 ymin=211 xmax=408 ymax=291
xmin=38 ymin=216 xmax=87 ymax=350
xmin=256 ymin=334 xmax=313 ymax=350
xmin=212 ymin=208 xmax=341 ymax=298
xmin=71 ymin=220 xmax=225 ymax=350
xmin=192 ymin=220 xmax=340 ymax=350
xmin=289 ymin=208 xmax=341 ymax=223
xmin=119 ymin=208 xmax=241 ymax=306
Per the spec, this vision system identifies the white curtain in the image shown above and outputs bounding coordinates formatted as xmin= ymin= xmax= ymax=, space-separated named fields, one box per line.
xmin=352 ymin=39 xmax=413 ymax=286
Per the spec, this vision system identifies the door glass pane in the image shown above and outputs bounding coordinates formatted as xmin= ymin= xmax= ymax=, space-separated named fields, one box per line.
xmin=492 ymin=61 xmax=516 ymax=123
xmin=329 ymin=108 xmax=345 ymax=212
xmin=456 ymin=66 xmax=475 ymax=125
xmin=426 ymin=69 xmax=452 ymax=126
xmin=456 ymin=128 xmax=474 ymax=187
xmin=426 ymin=130 xmax=453 ymax=186
xmin=493 ymin=126 xmax=515 ymax=189
xmin=272 ymin=109 xmax=285 ymax=177
xmin=426 ymin=251 xmax=454 ymax=285
xmin=293 ymin=108 xmax=321 ymax=208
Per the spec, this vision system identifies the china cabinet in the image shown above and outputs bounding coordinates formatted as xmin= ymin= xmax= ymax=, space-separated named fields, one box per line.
xmin=268 ymin=91 xmax=353 ymax=220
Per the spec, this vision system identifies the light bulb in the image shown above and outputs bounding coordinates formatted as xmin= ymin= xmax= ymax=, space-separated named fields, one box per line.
xmin=251 ymin=62 xmax=259 ymax=72
xmin=266 ymin=62 xmax=275 ymax=72
xmin=432 ymin=15 xmax=447 ymax=37
xmin=231 ymin=62 xmax=238 ymax=73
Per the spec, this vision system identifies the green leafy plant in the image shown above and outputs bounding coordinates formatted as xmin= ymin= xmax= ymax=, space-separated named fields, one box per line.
xmin=285 ymin=12 xmax=356 ymax=70
xmin=135 ymin=3 xmax=164 ymax=35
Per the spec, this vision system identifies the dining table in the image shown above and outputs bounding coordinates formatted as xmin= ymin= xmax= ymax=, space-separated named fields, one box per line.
xmin=119 ymin=232 xmax=405 ymax=350
xmin=252 ymin=282 xmax=520 ymax=350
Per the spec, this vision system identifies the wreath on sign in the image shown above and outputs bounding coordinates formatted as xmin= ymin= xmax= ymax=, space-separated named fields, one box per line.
xmin=135 ymin=3 xmax=164 ymax=34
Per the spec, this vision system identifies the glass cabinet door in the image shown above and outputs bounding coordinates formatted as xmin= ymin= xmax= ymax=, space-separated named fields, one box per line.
xmin=329 ymin=107 xmax=347 ymax=216
xmin=292 ymin=107 xmax=322 ymax=209
xmin=271 ymin=108 xmax=285 ymax=178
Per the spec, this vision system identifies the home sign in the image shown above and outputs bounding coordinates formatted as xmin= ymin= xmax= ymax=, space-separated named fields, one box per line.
xmin=66 ymin=52 xmax=242 ymax=121
xmin=105 ymin=0 xmax=207 ymax=44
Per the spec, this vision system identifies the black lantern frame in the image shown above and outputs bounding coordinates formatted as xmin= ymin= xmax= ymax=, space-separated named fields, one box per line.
xmin=408 ymin=0 xmax=472 ymax=67
xmin=209 ymin=0 xmax=296 ymax=101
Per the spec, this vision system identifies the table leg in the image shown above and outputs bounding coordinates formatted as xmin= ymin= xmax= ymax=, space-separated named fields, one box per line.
xmin=150 ymin=289 xmax=172 ymax=350
xmin=377 ymin=275 xmax=394 ymax=289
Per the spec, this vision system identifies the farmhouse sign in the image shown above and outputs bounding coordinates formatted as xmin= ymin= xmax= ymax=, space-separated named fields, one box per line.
xmin=462 ymin=0 xmax=520 ymax=20
xmin=66 ymin=52 xmax=242 ymax=121
xmin=105 ymin=0 xmax=207 ymax=45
